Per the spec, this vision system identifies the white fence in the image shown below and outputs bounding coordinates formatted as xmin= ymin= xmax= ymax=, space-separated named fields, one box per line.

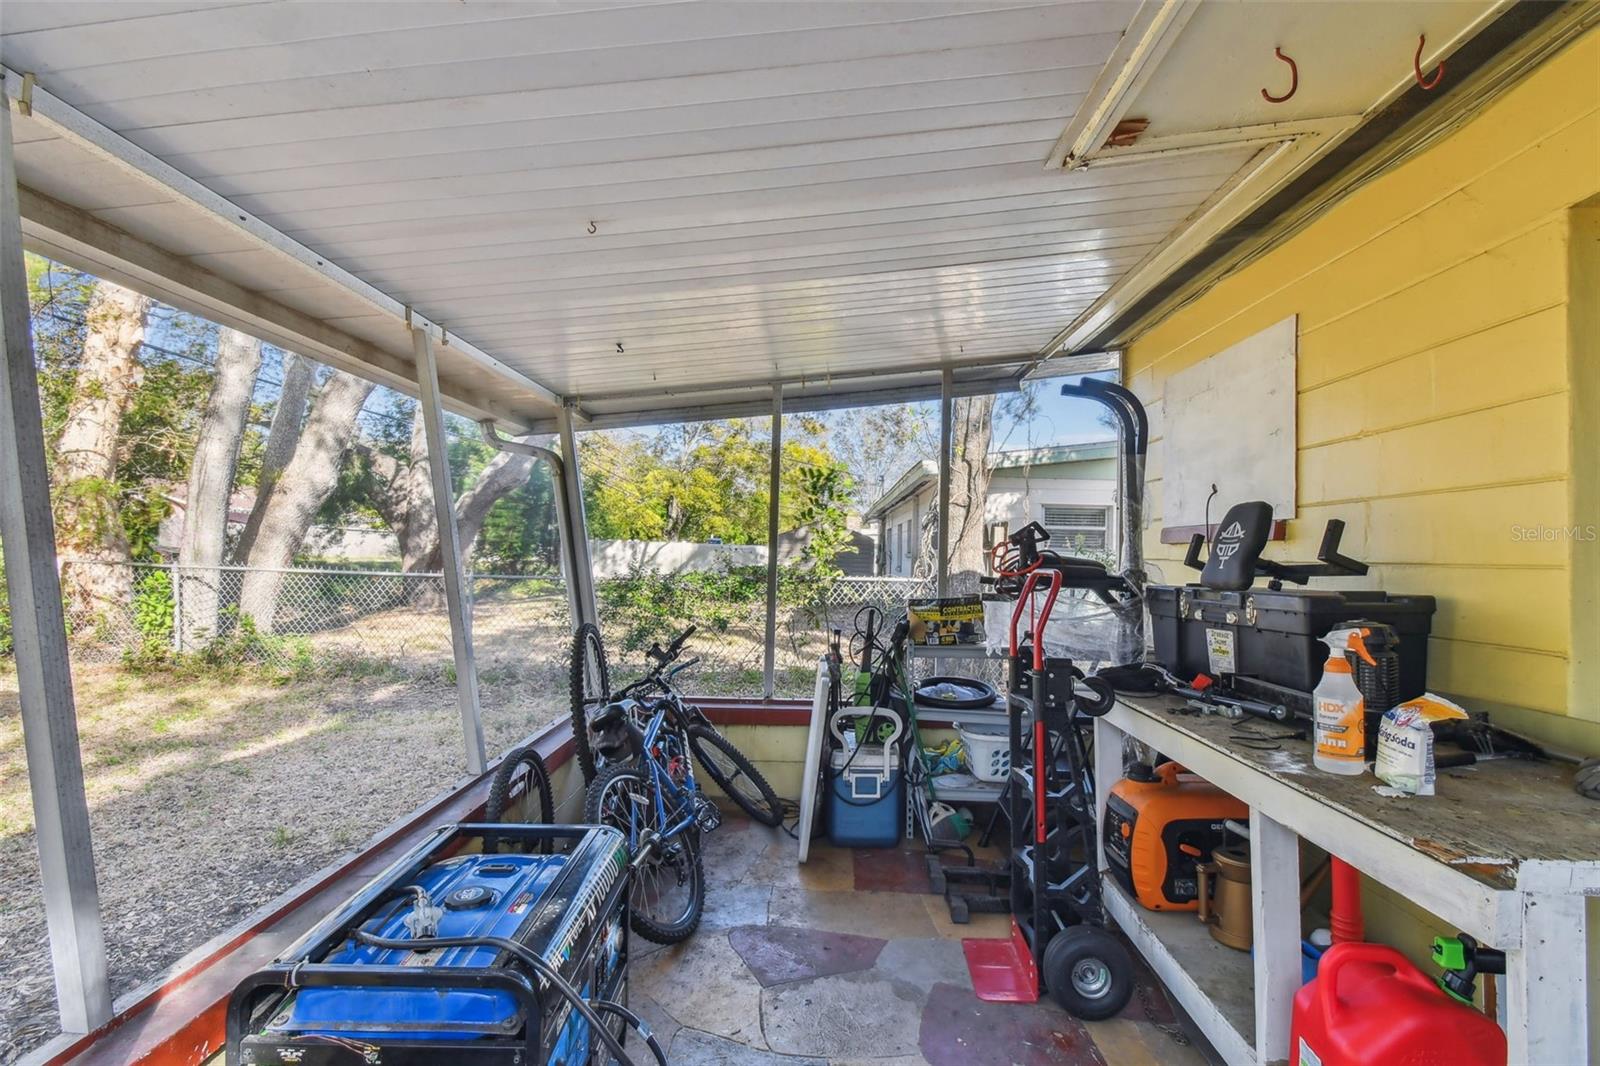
xmin=589 ymin=538 xmax=768 ymax=578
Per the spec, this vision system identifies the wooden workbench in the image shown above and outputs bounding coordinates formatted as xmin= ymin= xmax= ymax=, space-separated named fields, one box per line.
xmin=1093 ymin=694 xmax=1598 ymax=1066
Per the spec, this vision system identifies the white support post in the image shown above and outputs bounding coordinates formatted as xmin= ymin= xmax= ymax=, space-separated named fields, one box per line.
xmin=556 ymin=403 xmax=598 ymax=631
xmin=1093 ymin=717 xmax=1121 ymax=873
xmin=0 ymin=97 xmax=113 ymax=1034
xmin=936 ymin=368 xmax=953 ymax=597
xmin=1249 ymin=807 xmax=1300 ymax=1063
xmin=762 ymin=388 xmax=783 ymax=699
xmin=412 ymin=326 xmax=486 ymax=776
xmin=1504 ymin=891 xmax=1587 ymax=1064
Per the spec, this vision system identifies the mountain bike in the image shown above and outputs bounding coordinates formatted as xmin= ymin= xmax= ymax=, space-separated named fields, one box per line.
xmin=584 ymin=673 xmax=721 ymax=944
xmin=569 ymin=624 xmax=784 ymax=827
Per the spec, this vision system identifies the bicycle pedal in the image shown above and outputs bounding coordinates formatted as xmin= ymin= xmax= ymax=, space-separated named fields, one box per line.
xmin=695 ymin=797 xmax=723 ymax=832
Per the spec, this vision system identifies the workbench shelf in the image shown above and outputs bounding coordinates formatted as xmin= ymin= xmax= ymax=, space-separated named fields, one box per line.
xmin=1101 ymin=874 xmax=1257 ymax=1065
xmin=1093 ymin=694 xmax=1600 ymax=1066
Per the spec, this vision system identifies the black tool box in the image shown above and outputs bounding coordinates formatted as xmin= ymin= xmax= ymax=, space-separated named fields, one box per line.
xmin=1147 ymin=585 xmax=1435 ymax=697
xmin=1148 ymin=500 xmax=1436 ymax=701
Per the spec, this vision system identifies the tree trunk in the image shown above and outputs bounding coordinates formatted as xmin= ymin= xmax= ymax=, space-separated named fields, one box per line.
xmin=945 ymin=394 xmax=994 ymax=594
xmin=233 ymin=350 xmax=313 ymax=563
xmin=364 ymin=407 xmax=546 ymax=575
xmin=176 ymin=327 xmax=261 ymax=648
xmin=237 ymin=370 xmax=374 ymax=631
xmin=52 ymin=279 xmax=151 ymax=618
xmin=399 ymin=406 xmax=439 ymax=571
xmin=451 ymin=441 xmax=545 ymax=564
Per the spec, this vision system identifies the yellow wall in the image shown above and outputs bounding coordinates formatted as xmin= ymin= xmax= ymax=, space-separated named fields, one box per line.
xmin=1126 ymin=28 xmax=1600 ymax=754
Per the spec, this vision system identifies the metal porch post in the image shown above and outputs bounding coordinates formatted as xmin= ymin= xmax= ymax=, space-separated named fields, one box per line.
xmin=412 ymin=326 xmax=486 ymax=776
xmin=555 ymin=402 xmax=598 ymax=631
xmin=0 ymin=96 xmax=113 ymax=1033
xmin=936 ymin=368 xmax=953 ymax=597
xmin=762 ymin=387 xmax=783 ymax=699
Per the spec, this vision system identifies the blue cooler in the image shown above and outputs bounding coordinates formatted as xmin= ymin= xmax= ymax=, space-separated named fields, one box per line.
xmin=826 ymin=708 xmax=904 ymax=848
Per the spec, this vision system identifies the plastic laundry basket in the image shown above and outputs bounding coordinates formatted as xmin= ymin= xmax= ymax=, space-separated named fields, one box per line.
xmin=957 ymin=721 xmax=1010 ymax=782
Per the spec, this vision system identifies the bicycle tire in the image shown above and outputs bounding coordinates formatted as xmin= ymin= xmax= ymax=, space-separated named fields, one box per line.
xmin=484 ymin=744 xmax=555 ymax=853
xmin=585 ymin=763 xmax=705 ymax=944
xmin=569 ymin=623 xmax=611 ymax=784
xmin=687 ymin=724 xmax=783 ymax=827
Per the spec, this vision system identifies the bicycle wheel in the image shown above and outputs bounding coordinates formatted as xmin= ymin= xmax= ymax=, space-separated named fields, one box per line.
xmin=687 ymin=724 xmax=783 ymax=827
xmin=484 ymin=744 xmax=555 ymax=853
xmin=585 ymin=763 xmax=705 ymax=944
xmin=569 ymin=623 xmax=611 ymax=784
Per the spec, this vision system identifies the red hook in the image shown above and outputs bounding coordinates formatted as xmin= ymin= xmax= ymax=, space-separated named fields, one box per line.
xmin=1414 ymin=34 xmax=1445 ymax=90
xmin=1261 ymin=46 xmax=1298 ymax=104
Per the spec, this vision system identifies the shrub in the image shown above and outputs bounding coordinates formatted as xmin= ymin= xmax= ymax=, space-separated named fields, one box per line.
xmin=597 ymin=562 xmax=836 ymax=655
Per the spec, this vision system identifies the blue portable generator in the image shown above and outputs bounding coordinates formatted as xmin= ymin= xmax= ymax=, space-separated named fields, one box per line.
xmin=227 ymin=823 xmax=657 ymax=1065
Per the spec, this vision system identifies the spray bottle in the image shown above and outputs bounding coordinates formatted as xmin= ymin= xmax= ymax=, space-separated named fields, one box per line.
xmin=1313 ymin=626 xmax=1376 ymax=775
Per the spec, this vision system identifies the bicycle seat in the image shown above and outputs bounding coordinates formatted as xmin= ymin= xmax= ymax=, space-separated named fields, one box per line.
xmin=591 ymin=700 xmax=635 ymax=729
xmin=591 ymin=700 xmax=644 ymax=762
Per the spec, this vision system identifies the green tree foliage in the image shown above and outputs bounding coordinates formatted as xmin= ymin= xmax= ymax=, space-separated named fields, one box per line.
xmin=580 ymin=419 xmax=851 ymax=546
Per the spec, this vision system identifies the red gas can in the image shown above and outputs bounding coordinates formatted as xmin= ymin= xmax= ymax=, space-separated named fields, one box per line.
xmin=1289 ymin=942 xmax=1506 ymax=1066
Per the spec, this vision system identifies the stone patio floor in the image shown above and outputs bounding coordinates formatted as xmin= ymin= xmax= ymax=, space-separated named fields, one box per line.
xmin=630 ymin=813 xmax=1219 ymax=1065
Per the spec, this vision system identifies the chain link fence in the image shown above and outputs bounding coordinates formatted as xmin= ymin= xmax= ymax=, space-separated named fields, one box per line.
xmin=44 ymin=560 xmax=939 ymax=697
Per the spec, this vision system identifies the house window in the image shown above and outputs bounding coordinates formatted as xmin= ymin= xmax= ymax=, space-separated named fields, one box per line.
xmin=1041 ymin=504 xmax=1110 ymax=552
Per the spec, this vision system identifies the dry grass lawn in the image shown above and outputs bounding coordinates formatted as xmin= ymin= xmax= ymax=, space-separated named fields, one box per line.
xmin=0 ymin=657 xmax=566 ymax=1063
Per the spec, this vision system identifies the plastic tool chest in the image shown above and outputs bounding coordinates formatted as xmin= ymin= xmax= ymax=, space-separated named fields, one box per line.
xmin=1147 ymin=501 xmax=1435 ymax=712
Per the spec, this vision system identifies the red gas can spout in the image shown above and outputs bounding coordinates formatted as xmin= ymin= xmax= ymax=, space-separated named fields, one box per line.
xmin=1329 ymin=857 xmax=1364 ymax=944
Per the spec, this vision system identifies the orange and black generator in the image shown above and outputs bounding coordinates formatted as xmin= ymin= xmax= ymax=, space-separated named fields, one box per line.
xmin=1103 ymin=762 xmax=1248 ymax=911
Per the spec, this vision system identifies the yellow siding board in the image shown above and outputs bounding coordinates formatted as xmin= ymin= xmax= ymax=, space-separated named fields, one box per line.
xmin=1426 ymin=639 xmax=1569 ymax=714
xmin=1299 ymin=393 xmax=1567 ymax=503
xmin=1298 ymin=222 xmax=1566 ymax=390
xmin=1290 ymin=118 xmax=1598 ymax=338
xmin=1296 ymin=480 xmax=1569 ymax=569
xmin=1373 ymin=563 xmax=1568 ymax=653
xmin=1300 ymin=306 xmax=1569 ymax=447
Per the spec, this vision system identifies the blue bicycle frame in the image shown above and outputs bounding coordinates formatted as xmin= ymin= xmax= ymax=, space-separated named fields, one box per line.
xmin=621 ymin=700 xmax=702 ymax=851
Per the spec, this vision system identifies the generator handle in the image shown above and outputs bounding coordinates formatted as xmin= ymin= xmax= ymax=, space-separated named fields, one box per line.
xmin=226 ymin=964 xmax=543 ymax=1060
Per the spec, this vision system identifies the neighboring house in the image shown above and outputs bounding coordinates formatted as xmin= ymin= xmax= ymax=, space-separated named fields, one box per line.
xmin=864 ymin=442 xmax=1119 ymax=577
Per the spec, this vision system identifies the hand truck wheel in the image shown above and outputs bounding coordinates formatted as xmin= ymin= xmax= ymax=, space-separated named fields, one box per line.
xmin=1041 ymin=925 xmax=1134 ymax=1020
xmin=1075 ymin=674 xmax=1116 ymax=717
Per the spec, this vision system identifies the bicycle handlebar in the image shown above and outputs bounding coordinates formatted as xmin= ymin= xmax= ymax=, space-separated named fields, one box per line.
xmin=648 ymin=625 xmax=697 ymax=666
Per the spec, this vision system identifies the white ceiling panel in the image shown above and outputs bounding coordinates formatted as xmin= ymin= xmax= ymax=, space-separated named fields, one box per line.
xmin=1 ymin=0 xmax=1513 ymax=428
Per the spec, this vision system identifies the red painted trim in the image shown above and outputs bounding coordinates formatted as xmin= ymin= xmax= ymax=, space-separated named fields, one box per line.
xmin=701 ymin=702 xmax=813 ymax=727
xmin=1160 ymin=519 xmax=1288 ymax=545
xmin=51 ymin=721 xmax=577 ymax=1066
xmin=699 ymin=697 xmax=985 ymax=731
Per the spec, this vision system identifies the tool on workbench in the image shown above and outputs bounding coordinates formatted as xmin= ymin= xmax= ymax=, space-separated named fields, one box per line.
xmin=1141 ymin=662 xmax=1291 ymax=721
